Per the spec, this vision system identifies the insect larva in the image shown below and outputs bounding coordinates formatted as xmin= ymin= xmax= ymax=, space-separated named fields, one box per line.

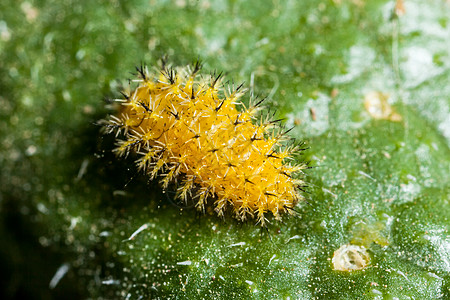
xmin=102 ymin=60 xmax=307 ymax=226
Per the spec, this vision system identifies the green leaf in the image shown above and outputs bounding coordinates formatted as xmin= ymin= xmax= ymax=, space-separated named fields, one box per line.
xmin=0 ymin=0 xmax=448 ymax=298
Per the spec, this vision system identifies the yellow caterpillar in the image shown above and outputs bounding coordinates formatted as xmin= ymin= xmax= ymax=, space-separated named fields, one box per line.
xmin=102 ymin=60 xmax=307 ymax=226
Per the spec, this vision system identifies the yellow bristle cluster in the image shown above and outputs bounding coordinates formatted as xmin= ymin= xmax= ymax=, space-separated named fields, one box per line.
xmin=103 ymin=61 xmax=307 ymax=226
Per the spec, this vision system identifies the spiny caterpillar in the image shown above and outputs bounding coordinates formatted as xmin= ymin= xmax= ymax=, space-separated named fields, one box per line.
xmin=102 ymin=60 xmax=308 ymax=226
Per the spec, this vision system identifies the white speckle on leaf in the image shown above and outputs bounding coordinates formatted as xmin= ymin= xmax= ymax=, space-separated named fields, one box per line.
xmin=423 ymin=227 xmax=450 ymax=272
xmin=230 ymin=262 xmax=243 ymax=268
xmin=268 ymin=254 xmax=277 ymax=265
xmin=62 ymin=90 xmax=71 ymax=102
xmin=358 ymin=171 xmax=376 ymax=181
xmin=228 ymin=242 xmax=246 ymax=247
xmin=25 ymin=145 xmax=37 ymax=156
xmin=113 ymin=190 xmax=127 ymax=197
xmin=401 ymin=46 xmax=438 ymax=88
xmin=76 ymin=49 xmax=86 ymax=60
xmin=0 ymin=21 xmax=11 ymax=41
xmin=21 ymin=2 xmax=39 ymax=22
xmin=371 ymin=288 xmax=383 ymax=295
xmin=427 ymin=272 xmax=443 ymax=280
xmin=76 ymin=159 xmax=89 ymax=181
xmin=286 ymin=235 xmax=301 ymax=243
xmin=395 ymin=269 xmax=409 ymax=281
xmin=49 ymin=263 xmax=70 ymax=289
xmin=102 ymin=279 xmax=120 ymax=285
xmin=255 ymin=37 xmax=269 ymax=47
xmin=398 ymin=182 xmax=421 ymax=204
xmin=37 ymin=203 xmax=49 ymax=214
xmin=124 ymin=223 xmax=149 ymax=241
xmin=400 ymin=1 xmax=450 ymax=39
xmin=22 ymin=95 xmax=33 ymax=106
xmin=322 ymin=187 xmax=337 ymax=198
xmin=406 ymin=174 xmax=417 ymax=182
xmin=69 ymin=217 xmax=81 ymax=230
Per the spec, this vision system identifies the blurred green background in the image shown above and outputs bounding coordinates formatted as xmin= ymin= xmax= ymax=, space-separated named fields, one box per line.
xmin=0 ymin=0 xmax=449 ymax=299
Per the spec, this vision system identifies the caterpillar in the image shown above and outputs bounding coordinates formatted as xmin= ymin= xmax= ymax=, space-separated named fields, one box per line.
xmin=102 ymin=60 xmax=308 ymax=226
